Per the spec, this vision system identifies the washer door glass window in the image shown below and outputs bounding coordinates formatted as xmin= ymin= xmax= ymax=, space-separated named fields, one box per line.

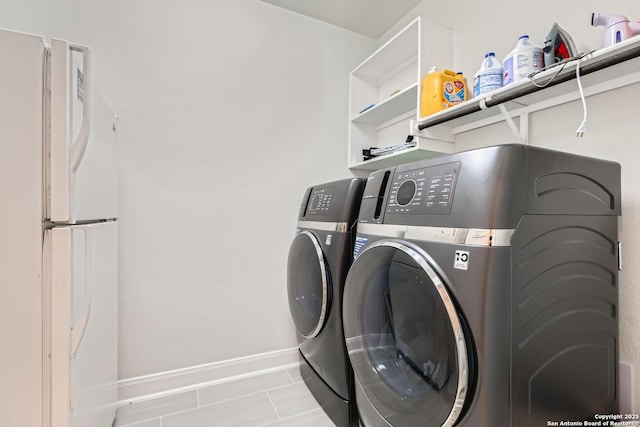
xmin=343 ymin=240 xmax=468 ymax=427
xmin=287 ymin=231 xmax=332 ymax=339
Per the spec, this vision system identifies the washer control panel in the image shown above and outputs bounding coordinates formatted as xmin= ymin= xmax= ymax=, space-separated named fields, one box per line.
xmin=305 ymin=185 xmax=335 ymax=216
xmin=387 ymin=162 xmax=460 ymax=215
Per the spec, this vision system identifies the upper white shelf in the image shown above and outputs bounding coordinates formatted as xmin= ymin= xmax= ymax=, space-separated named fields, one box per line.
xmin=351 ymin=83 xmax=417 ymax=125
xmin=351 ymin=21 xmax=419 ymax=83
xmin=348 ymin=17 xmax=454 ymax=170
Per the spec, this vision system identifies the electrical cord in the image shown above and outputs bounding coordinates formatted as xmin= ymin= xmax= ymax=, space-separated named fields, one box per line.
xmin=528 ymin=51 xmax=595 ymax=138
xmin=530 ymin=60 xmax=569 ymax=88
xmin=575 ymin=55 xmax=588 ymax=137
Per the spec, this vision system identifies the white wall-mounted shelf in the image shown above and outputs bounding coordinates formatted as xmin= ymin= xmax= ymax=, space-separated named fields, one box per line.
xmin=415 ymin=35 xmax=640 ymax=143
xmin=351 ymin=83 xmax=417 ymax=125
xmin=348 ymin=17 xmax=454 ymax=171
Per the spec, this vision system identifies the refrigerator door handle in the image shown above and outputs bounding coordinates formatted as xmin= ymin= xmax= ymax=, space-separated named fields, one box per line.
xmin=70 ymin=226 xmax=93 ymax=361
xmin=69 ymin=43 xmax=91 ymax=173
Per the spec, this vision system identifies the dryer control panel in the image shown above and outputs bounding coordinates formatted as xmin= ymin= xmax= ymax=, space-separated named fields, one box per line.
xmin=387 ymin=162 xmax=460 ymax=215
xmin=305 ymin=186 xmax=335 ymax=216
xmin=298 ymin=178 xmax=365 ymax=223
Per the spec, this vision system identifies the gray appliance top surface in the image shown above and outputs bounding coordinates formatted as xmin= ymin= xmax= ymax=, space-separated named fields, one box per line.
xmin=359 ymin=144 xmax=621 ymax=229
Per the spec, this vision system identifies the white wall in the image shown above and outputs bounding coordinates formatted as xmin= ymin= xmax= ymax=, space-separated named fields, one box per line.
xmin=0 ymin=0 xmax=54 ymax=36
xmin=388 ymin=0 xmax=640 ymax=409
xmin=43 ymin=0 xmax=375 ymax=381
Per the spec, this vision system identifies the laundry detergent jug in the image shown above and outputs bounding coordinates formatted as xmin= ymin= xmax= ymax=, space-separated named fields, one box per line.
xmin=420 ymin=68 xmax=466 ymax=117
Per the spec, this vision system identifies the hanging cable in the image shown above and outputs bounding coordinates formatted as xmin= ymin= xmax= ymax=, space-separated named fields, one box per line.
xmin=575 ymin=55 xmax=588 ymax=137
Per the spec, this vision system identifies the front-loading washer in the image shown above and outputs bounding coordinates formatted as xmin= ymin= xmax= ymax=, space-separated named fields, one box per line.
xmin=287 ymin=177 xmax=364 ymax=427
xmin=343 ymin=144 xmax=621 ymax=426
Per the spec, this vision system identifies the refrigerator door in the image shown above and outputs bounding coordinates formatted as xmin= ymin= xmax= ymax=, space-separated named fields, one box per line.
xmin=49 ymin=39 xmax=118 ymax=224
xmin=48 ymin=221 xmax=118 ymax=427
xmin=0 ymin=28 xmax=48 ymax=427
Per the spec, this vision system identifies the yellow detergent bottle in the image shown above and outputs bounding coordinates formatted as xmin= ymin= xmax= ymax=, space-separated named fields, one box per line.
xmin=420 ymin=67 xmax=467 ymax=117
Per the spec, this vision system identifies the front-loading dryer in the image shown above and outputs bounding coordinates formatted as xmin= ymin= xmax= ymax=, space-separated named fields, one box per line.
xmin=343 ymin=144 xmax=621 ymax=426
xmin=287 ymin=177 xmax=364 ymax=427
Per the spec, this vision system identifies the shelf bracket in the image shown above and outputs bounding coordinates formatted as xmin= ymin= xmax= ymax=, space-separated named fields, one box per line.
xmin=497 ymin=104 xmax=528 ymax=144
xmin=410 ymin=119 xmax=455 ymax=143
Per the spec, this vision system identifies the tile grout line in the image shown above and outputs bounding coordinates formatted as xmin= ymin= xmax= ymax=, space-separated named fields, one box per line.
xmin=160 ymin=390 xmax=284 ymax=427
xmin=263 ymin=380 xmax=303 ymax=393
xmin=117 ymin=367 xmax=310 ymax=427
xmin=284 ymin=367 xmax=296 ymax=383
xmin=188 ymin=367 xmax=295 ymax=408
xmin=118 ymin=416 xmax=163 ymax=427
xmin=155 ymin=389 xmax=286 ymax=421
xmin=114 ymin=390 xmax=200 ymax=426
xmin=255 ymin=408 xmax=336 ymax=427
xmin=120 ymin=400 xmax=199 ymax=426
xmin=195 ymin=376 xmax=301 ymax=409
xmin=265 ymin=389 xmax=282 ymax=421
xmin=164 ymin=391 xmax=262 ymax=418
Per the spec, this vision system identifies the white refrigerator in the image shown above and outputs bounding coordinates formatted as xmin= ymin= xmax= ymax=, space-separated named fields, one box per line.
xmin=0 ymin=28 xmax=118 ymax=427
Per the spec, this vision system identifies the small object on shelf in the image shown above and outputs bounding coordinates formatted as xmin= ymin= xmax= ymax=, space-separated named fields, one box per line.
xmin=388 ymin=89 xmax=401 ymax=97
xmin=456 ymin=72 xmax=469 ymax=101
xmin=362 ymin=136 xmax=417 ymax=161
xmin=358 ymin=103 xmax=376 ymax=114
xmin=420 ymin=68 xmax=466 ymax=117
xmin=503 ymin=35 xmax=544 ymax=86
xmin=543 ymin=23 xmax=577 ymax=68
xmin=473 ymin=52 xmax=503 ymax=97
xmin=591 ymin=12 xmax=640 ymax=47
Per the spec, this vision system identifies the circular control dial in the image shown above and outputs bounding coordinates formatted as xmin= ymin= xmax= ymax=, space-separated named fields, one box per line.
xmin=396 ymin=180 xmax=417 ymax=206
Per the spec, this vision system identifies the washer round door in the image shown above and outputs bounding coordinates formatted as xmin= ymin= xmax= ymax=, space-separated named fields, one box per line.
xmin=343 ymin=239 xmax=469 ymax=427
xmin=287 ymin=230 xmax=332 ymax=339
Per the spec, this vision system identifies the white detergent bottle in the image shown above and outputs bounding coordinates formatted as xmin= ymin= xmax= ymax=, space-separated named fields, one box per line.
xmin=502 ymin=35 xmax=544 ymax=86
xmin=473 ymin=52 xmax=503 ymax=97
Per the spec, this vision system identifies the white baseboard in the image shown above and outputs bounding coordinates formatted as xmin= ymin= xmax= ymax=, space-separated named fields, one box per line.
xmin=118 ymin=347 xmax=300 ymax=405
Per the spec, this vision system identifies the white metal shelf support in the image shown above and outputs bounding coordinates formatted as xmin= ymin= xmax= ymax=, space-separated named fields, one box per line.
xmin=478 ymin=95 xmax=528 ymax=143
xmin=497 ymin=104 xmax=528 ymax=144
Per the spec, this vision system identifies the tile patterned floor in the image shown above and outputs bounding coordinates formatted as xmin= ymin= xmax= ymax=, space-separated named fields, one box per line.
xmin=113 ymin=366 xmax=338 ymax=427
